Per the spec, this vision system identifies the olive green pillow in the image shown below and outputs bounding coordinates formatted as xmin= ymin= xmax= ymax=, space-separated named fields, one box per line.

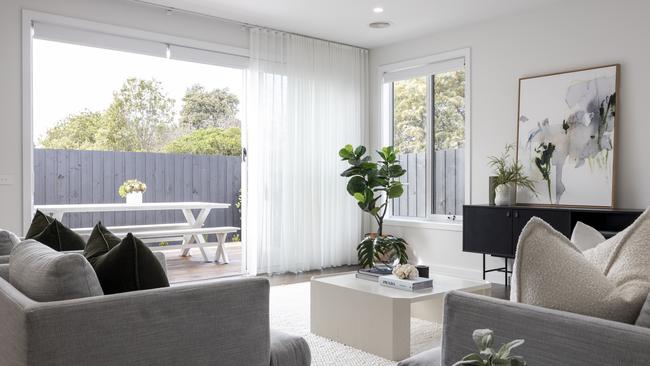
xmin=25 ymin=210 xmax=54 ymax=238
xmin=26 ymin=212 xmax=86 ymax=252
xmin=84 ymin=223 xmax=169 ymax=294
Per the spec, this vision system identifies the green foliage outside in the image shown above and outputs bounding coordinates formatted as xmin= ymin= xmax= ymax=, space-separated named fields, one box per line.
xmin=40 ymin=110 xmax=103 ymax=150
xmin=392 ymin=70 xmax=465 ymax=154
xmin=40 ymin=78 xmax=241 ymax=156
xmin=163 ymin=128 xmax=241 ymax=156
xmin=180 ymin=85 xmax=240 ymax=130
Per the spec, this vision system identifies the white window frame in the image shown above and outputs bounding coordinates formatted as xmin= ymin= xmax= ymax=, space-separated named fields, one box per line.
xmin=377 ymin=48 xmax=471 ymax=230
xmin=21 ymin=10 xmax=250 ymax=232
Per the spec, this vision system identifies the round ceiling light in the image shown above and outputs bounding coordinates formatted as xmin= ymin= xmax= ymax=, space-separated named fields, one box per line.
xmin=373 ymin=7 xmax=384 ymax=13
xmin=369 ymin=21 xmax=391 ymax=29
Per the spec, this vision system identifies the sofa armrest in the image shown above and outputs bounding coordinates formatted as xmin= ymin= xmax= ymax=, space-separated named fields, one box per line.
xmin=2 ymin=277 xmax=270 ymax=366
xmin=441 ymin=291 xmax=650 ymax=366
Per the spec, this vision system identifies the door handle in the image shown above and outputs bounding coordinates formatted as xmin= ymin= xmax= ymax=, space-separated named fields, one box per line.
xmin=514 ymin=211 xmax=519 ymax=219
xmin=506 ymin=211 xmax=511 ymax=217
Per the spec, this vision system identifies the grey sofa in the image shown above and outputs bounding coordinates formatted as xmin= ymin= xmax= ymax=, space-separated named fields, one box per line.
xmin=399 ymin=291 xmax=650 ymax=366
xmin=0 ymin=264 xmax=310 ymax=366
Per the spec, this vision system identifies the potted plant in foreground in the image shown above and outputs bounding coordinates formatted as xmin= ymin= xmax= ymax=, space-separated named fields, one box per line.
xmin=339 ymin=144 xmax=408 ymax=269
xmin=454 ymin=329 xmax=526 ymax=366
xmin=487 ymin=144 xmax=536 ymax=206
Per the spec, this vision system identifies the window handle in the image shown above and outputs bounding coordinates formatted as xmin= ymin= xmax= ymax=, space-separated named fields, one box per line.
xmin=242 ymin=147 xmax=247 ymax=162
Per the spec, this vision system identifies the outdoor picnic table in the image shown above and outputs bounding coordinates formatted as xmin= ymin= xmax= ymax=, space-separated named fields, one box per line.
xmin=34 ymin=202 xmax=235 ymax=263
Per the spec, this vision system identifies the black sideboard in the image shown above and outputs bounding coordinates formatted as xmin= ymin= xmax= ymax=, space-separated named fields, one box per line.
xmin=462 ymin=204 xmax=643 ymax=283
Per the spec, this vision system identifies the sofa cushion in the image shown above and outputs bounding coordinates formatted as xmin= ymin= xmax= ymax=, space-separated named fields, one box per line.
xmin=26 ymin=214 xmax=86 ymax=252
xmin=397 ymin=347 xmax=441 ymax=366
xmin=571 ymin=221 xmax=605 ymax=252
xmin=83 ymin=221 xmax=121 ymax=265
xmin=8 ymin=240 xmax=103 ymax=302
xmin=84 ymin=224 xmax=169 ymax=294
xmin=511 ymin=215 xmax=650 ymax=324
xmin=270 ymin=330 xmax=311 ymax=366
xmin=0 ymin=229 xmax=20 ymax=255
xmin=25 ymin=210 xmax=54 ymax=238
xmin=636 ymin=294 xmax=650 ymax=328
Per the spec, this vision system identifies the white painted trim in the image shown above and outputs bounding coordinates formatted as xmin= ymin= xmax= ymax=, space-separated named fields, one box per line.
xmin=21 ymin=9 xmax=250 ymax=234
xmin=21 ymin=13 xmax=34 ymax=235
xmin=22 ymin=10 xmax=249 ymax=57
xmin=377 ymin=48 xmax=472 ymax=220
xmin=384 ymin=217 xmax=462 ymax=232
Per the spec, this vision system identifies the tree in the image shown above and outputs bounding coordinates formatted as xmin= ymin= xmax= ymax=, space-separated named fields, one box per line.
xmin=392 ymin=70 xmax=465 ymax=154
xmin=180 ymin=85 xmax=240 ymax=130
xmin=162 ymin=127 xmax=241 ymax=156
xmin=393 ymin=77 xmax=427 ymax=154
xmin=433 ymin=70 xmax=465 ymax=150
xmin=96 ymin=78 xmax=175 ymax=151
xmin=39 ymin=111 xmax=103 ymax=149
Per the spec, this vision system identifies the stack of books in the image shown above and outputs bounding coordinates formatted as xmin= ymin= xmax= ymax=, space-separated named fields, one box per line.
xmin=378 ymin=275 xmax=433 ymax=291
xmin=355 ymin=268 xmax=434 ymax=292
xmin=355 ymin=267 xmax=392 ymax=281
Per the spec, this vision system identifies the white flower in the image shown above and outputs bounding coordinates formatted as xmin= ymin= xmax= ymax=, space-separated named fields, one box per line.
xmin=392 ymin=264 xmax=419 ymax=280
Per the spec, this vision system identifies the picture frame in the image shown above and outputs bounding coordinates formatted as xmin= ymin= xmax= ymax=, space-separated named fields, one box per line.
xmin=515 ymin=64 xmax=619 ymax=207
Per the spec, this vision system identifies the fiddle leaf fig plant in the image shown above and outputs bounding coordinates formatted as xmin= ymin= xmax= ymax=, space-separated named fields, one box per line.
xmin=453 ymin=329 xmax=527 ymax=366
xmin=339 ymin=144 xmax=409 ymax=268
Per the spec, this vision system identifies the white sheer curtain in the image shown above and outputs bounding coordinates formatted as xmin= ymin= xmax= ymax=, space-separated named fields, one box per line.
xmin=245 ymin=28 xmax=368 ymax=275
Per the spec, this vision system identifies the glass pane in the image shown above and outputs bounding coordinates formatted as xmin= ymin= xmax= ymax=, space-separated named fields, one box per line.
xmin=391 ymin=76 xmax=427 ymax=218
xmin=433 ymin=69 xmax=465 ymax=216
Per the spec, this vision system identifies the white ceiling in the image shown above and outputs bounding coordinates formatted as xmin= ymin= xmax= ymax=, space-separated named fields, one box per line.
xmin=142 ymin=0 xmax=561 ymax=48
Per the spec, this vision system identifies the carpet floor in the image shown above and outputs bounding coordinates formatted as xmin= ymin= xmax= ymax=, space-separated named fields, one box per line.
xmin=269 ymin=282 xmax=442 ymax=366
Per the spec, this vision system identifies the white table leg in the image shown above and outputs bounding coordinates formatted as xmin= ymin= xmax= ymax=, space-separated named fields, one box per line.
xmin=181 ymin=208 xmax=211 ymax=262
xmin=215 ymin=233 xmax=230 ymax=264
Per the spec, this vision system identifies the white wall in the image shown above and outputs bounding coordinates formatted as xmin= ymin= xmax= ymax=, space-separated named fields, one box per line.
xmin=369 ymin=0 xmax=650 ymax=283
xmin=0 ymin=0 xmax=248 ymax=233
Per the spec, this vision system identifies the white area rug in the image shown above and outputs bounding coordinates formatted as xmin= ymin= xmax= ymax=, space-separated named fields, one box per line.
xmin=270 ymin=282 xmax=442 ymax=366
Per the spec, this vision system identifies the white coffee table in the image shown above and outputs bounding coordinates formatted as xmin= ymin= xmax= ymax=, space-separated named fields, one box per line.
xmin=310 ymin=272 xmax=491 ymax=361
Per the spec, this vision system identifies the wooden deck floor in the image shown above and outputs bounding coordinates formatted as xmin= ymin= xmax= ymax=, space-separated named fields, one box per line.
xmin=160 ymin=243 xmax=360 ymax=285
xmin=160 ymin=243 xmax=243 ymax=283
xmin=161 ymin=246 xmax=509 ymax=299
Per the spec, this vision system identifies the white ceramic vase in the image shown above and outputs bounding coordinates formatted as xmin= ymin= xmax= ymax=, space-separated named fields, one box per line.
xmin=126 ymin=191 xmax=143 ymax=204
xmin=494 ymin=183 xmax=515 ymax=206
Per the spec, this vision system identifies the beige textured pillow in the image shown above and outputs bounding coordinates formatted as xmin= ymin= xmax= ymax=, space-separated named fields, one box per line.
xmin=571 ymin=221 xmax=605 ymax=252
xmin=511 ymin=214 xmax=650 ymax=324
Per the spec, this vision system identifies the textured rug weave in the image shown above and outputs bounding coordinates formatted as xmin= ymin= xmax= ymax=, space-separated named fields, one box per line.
xmin=269 ymin=282 xmax=442 ymax=366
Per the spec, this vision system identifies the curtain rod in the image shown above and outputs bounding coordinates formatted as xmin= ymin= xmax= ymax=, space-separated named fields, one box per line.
xmin=130 ymin=0 xmax=369 ymax=51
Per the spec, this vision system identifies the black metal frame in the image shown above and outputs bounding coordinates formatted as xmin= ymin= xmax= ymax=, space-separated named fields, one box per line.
xmin=482 ymin=254 xmax=511 ymax=287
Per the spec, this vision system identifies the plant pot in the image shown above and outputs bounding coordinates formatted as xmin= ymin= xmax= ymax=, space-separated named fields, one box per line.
xmin=494 ymin=183 xmax=515 ymax=206
xmin=126 ymin=192 xmax=143 ymax=204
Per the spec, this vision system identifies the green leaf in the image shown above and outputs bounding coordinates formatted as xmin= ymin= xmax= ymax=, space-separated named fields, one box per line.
xmin=387 ymin=183 xmax=404 ymax=198
xmin=353 ymin=192 xmax=365 ymax=202
xmin=354 ymin=145 xmax=367 ymax=157
xmin=388 ymin=164 xmax=406 ymax=177
xmin=346 ymin=176 xmax=367 ymax=196
xmin=496 ymin=339 xmax=525 ymax=359
xmin=472 ymin=329 xmax=494 ymax=351
xmin=340 ymin=166 xmax=362 ymax=177
xmin=339 ymin=144 xmax=354 ymax=159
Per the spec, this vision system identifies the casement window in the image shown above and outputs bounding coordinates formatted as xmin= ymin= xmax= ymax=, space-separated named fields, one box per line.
xmin=381 ymin=50 xmax=470 ymax=221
